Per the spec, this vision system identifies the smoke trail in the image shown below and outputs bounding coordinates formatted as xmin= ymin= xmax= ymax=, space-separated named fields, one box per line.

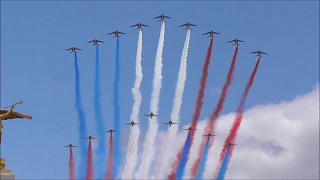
xmin=122 ymin=30 xmax=143 ymax=179
xmin=155 ymin=29 xmax=191 ymax=179
xmin=105 ymin=134 xmax=114 ymax=180
xmin=214 ymin=58 xmax=261 ymax=178
xmin=216 ymin=147 xmax=231 ymax=180
xmin=69 ymin=148 xmax=76 ymax=180
xmin=196 ymin=138 xmax=210 ymax=180
xmin=74 ymin=53 xmax=88 ymax=179
xmin=175 ymin=132 xmax=191 ymax=179
xmin=191 ymin=45 xmax=239 ymax=178
xmin=85 ymin=140 xmax=94 ymax=180
xmin=169 ymin=38 xmax=214 ymax=178
xmin=93 ymin=45 xmax=106 ymax=178
xmin=113 ymin=37 xmax=121 ymax=178
xmin=136 ymin=22 xmax=165 ymax=179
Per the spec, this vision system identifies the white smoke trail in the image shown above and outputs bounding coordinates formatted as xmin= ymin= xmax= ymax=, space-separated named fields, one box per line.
xmin=122 ymin=30 xmax=143 ymax=179
xmin=136 ymin=22 xmax=165 ymax=179
xmin=154 ymin=29 xmax=191 ymax=179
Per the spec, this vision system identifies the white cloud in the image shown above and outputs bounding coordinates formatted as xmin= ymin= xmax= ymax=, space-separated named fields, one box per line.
xmin=150 ymin=85 xmax=319 ymax=179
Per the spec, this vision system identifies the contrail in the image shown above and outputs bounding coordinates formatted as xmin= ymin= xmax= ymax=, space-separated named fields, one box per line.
xmin=105 ymin=134 xmax=114 ymax=180
xmin=216 ymin=147 xmax=231 ymax=180
xmin=191 ymin=45 xmax=239 ymax=178
xmin=69 ymin=148 xmax=76 ymax=180
xmin=85 ymin=139 xmax=94 ymax=180
xmin=136 ymin=22 xmax=165 ymax=179
xmin=113 ymin=38 xmax=121 ymax=178
xmin=214 ymin=58 xmax=261 ymax=179
xmin=93 ymin=45 xmax=106 ymax=179
xmin=122 ymin=30 xmax=143 ymax=179
xmin=74 ymin=53 xmax=88 ymax=179
xmin=155 ymin=29 xmax=191 ymax=179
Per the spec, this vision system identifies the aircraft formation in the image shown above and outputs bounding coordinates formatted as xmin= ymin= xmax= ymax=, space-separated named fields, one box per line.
xmin=65 ymin=13 xmax=267 ymax=57
xmin=62 ymin=13 xmax=267 ymax=179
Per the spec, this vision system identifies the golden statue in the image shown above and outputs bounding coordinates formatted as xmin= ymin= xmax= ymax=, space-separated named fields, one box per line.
xmin=0 ymin=100 xmax=32 ymax=144
xmin=0 ymin=158 xmax=6 ymax=170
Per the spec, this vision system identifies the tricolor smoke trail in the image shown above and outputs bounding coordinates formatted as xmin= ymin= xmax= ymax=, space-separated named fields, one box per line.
xmin=85 ymin=139 xmax=94 ymax=180
xmin=137 ymin=22 xmax=165 ymax=179
xmin=175 ymin=131 xmax=191 ymax=179
xmin=74 ymin=53 xmax=88 ymax=179
xmin=214 ymin=58 xmax=261 ymax=178
xmin=105 ymin=134 xmax=114 ymax=180
xmin=93 ymin=45 xmax=106 ymax=178
xmin=113 ymin=37 xmax=121 ymax=178
xmin=122 ymin=30 xmax=143 ymax=179
xmin=155 ymin=29 xmax=191 ymax=179
xmin=191 ymin=45 xmax=239 ymax=178
xmin=216 ymin=147 xmax=231 ymax=180
xmin=169 ymin=38 xmax=214 ymax=178
xmin=69 ymin=148 xmax=76 ymax=180
xmin=196 ymin=137 xmax=210 ymax=180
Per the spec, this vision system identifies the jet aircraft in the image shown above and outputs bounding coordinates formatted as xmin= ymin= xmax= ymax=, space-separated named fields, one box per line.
xmin=163 ymin=120 xmax=178 ymax=126
xmin=105 ymin=128 xmax=118 ymax=135
xmin=125 ymin=120 xmax=139 ymax=127
xmin=224 ymin=142 xmax=237 ymax=148
xmin=65 ymin=46 xmax=82 ymax=53
xmin=203 ymin=132 xmax=217 ymax=138
xmin=179 ymin=22 xmax=196 ymax=30
xmin=63 ymin=144 xmax=78 ymax=148
xmin=203 ymin=30 xmax=220 ymax=38
xmin=153 ymin=14 xmax=171 ymax=22
xmin=144 ymin=112 xmax=159 ymax=119
xmin=84 ymin=136 xmax=98 ymax=140
xmin=131 ymin=22 xmax=148 ymax=30
xmin=228 ymin=38 xmax=244 ymax=45
xmin=251 ymin=50 xmax=268 ymax=57
xmin=108 ymin=30 xmax=125 ymax=37
xmin=183 ymin=127 xmax=197 ymax=131
xmin=87 ymin=39 xmax=104 ymax=46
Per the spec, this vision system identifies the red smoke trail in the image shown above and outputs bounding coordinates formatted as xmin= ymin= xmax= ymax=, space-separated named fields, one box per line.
xmin=190 ymin=45 xmax=239 ymax=178
xmin=69 ymin=148 xmax=76 ymax=180
xmin=85 ymin=139 xmax=94 ymax=180
xmin=105 ymin=134 xmax=114 ymax=180
xmin=215 ymin=58 xmax=261 ymax=176
xmin=168 ymin=38 xmax=214 ymax=179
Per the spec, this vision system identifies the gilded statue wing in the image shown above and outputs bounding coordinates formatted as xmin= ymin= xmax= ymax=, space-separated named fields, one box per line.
xmin=0 ymin=109 xmax=32 ymax=120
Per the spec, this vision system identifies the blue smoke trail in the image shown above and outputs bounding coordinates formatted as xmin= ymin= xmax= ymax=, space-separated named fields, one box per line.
xmin=74 ymin=53 xmax=88 ymax=179
xmin=94 ymin=46 xmax=106 ymax=179
xmin=176 ymin=132 xmax=191 ymax=179
xmin=196 ymin=137 xmax=210 ymax=179
xmin=216 ymin=147 xmax=231 ymax=180
xmin=113 ymin=37 xmax=121 ymax=178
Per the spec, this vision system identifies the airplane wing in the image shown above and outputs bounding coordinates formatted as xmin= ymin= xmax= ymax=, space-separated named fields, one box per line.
xmin=164 ymin=15 xmax=171 ymax=19
xmin=87 ymin=40 xmax=94 ymax=43
xmin=144 ymin=115 xmax=150 ymax=116
xmin=261 ymin=52 xmax=268 ymax=55
xmin=153 ymin=15 xmax=162 ymax=19
xmin=251 ymin=51 xmax=259 ymax=54
xmin=108 ymin=32 xmax=116 ymax=35
xmin=125 ymin=123 xmax=131 ymax=125
xmin=130 ymin=24 xmax=138 ymax=27
xmin=75 ymin=48 xmax=82 ymax=50
xmin=163 ymin=122 xmax=169 ymax=124
xmin=228 ymin=40 xmax=235 ymax=43
xmin=97 ymin=40 xmax=104 ymax=43
xmin=238 ymin=40 xmax=245 ymax=42
xmin=65 ymin=48 xmax=72 ymax=51
xmin=179 ymin=23 xmax=187 ymax=27
xmin=190 ymin=23 xmax=197 ymax=26
xmin=118 ymin=32 xmax=125 ymax=34
xmin=203 ymin=32 xmax=210 ymax=35
xmin=141 ymin=24 xmax=148 ymax=27
xmin=154 ymin=115 xmax=159 ymax=116
xmin=134 ymin=123 xmax=139 ymax=125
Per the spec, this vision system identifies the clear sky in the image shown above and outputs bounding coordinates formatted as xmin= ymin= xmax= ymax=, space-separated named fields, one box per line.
xmin=1 ymin=1 xmax=319 ymax=179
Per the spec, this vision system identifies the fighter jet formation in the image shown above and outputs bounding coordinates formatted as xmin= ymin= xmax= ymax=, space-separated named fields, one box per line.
xmin=64 ymin=13 xmax=269 ymax=151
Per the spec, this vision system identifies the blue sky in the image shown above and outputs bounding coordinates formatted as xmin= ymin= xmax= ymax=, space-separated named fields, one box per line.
xmin=1 ymin=1 xmax=318 ymax=179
